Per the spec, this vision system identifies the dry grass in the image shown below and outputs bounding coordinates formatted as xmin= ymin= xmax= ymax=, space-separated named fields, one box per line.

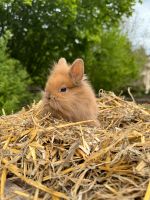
xmin=0 ymin=91 xmax=150 ymax=200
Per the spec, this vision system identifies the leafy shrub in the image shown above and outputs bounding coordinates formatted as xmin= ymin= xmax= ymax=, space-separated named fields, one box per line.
xmin=85 ymin=29 xmax=145 ymax=93
xmin=0 ymin=32 xmax=34 ymax=115
xmin=0 ymin=1 xmax=145 ymax=95
xmin=0 ymin=0 xmax=139 ymax=86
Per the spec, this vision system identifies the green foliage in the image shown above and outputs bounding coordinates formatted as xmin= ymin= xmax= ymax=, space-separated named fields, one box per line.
xmin=0 ymin=0 xmax=140 ymax=86
xmin=0 ymin=0 xmax=32 ymax=4
xmin=85 ymin=29 xmax=146 ymax=92
xmin=0 ymin=0 xmax=146 ymax=107
xmin=133 ymin=47 xmax=148 ymax=70
xmin=0 ymin=31 xmax=33 ymax=115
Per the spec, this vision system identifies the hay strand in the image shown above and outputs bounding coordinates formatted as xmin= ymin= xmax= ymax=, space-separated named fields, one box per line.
xmin=0 ymin=91 xmax=150 ymax=199
xmin=144 ymin=181 xmax=150 ymax=200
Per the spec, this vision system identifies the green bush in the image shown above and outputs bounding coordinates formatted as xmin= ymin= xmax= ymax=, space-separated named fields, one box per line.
xmin=0 ymin=1 xmax=145 ymax=95
xmin=85 ymin=29 xmax=145 ymax=93
xmin=0 ymin=0 xmax=139 ymax=86
xmin=0 ymin=32 xmax=34 ymax=115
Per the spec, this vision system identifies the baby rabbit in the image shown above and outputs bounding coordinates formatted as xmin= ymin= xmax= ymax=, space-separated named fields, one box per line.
xmin=42 ymin=58 xmax=99 ymax=126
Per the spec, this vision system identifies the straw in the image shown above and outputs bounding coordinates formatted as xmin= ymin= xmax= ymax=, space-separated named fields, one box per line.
xmin=0 ymin=91 xmax=150 ymax=199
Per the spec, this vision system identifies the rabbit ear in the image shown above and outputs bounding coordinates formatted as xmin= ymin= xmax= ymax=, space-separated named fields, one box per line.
xmin=58 ymin=58 xmax=67 ymax=65
xmin=69 ymin=59 xmax=84 ymax=85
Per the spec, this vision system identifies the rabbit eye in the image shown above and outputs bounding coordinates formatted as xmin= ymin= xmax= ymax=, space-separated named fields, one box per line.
xmin=60 ymin=87 xmax=67 ymax=92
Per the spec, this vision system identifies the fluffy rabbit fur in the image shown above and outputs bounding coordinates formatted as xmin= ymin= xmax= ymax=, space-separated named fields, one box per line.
xmin=42 ymin=58 xmax=99 ymax=125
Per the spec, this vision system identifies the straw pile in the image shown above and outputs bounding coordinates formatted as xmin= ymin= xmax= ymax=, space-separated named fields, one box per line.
xmin=0 ymin=91 xmax=150 ymax=200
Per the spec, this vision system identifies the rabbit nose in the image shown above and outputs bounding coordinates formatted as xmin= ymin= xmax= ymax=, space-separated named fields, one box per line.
xmin=45 ymin=92 xmax=55 ymax=100
xmin=48 ymin=94 xmax=52 ymax=100
xmin=47 ymin=93 xmax=51 ymax=100
xmin=44 ymin=92 xmax=51 ymax=100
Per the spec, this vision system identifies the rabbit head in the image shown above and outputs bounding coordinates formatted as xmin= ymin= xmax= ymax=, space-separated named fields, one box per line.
xmin=42 ymin=58 xmax=99 ymax=125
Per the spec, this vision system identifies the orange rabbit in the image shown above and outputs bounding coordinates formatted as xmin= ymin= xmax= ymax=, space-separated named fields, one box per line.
xmin=42 ymin=58 xmax=99 ymax=126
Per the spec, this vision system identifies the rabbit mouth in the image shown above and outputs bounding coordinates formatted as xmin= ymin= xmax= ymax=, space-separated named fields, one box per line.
xmin=48 ymin=98 xmax=72 ymax=114
xmin=43 ymin=92 xmax=77 ymax=117
xmin=48 ymin=98 xmax=63 ymax=112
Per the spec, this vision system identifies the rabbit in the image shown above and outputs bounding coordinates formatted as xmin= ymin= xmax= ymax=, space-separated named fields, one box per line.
xmin=42 ymin=58 xmax=99 ymax=126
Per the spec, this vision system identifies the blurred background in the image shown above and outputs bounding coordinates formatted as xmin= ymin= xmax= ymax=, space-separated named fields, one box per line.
xmin=0 ymin=0 xmax=150 ymax=115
